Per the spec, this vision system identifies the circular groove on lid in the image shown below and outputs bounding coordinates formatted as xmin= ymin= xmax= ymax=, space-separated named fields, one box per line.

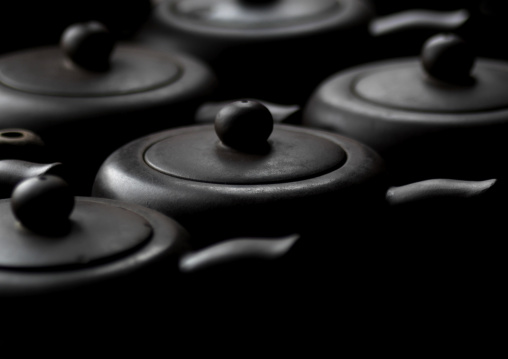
xmin=0 ymin=200 xmax=153 ymax=270
xmin=353 ymin=62 xmax=508 ymax=113
xmin=0 ymin=47 xmax=182 ymax=97
xmin=144 ymin=126 xmax=347 ymax=184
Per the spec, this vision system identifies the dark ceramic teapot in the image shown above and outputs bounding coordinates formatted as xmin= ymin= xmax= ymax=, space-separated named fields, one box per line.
xmin=134 ymin=0 xmax=376 ymax=104
xmin=0 ymin=1 xmax=153 ymax=55
xmin=0 ymin=174 xmax=298 ymax=304
xmin=0 ymin=21 xmax=217 ymax=194
xmin=93 ymin=100 xmax=495 ymax=246
xmin=134 ymin=0 xmax=473 ymax=105
xmin=303 ymin=33 xmax=508 ymax=184
xmin=369 ymin=7 xmax=469 ymax=60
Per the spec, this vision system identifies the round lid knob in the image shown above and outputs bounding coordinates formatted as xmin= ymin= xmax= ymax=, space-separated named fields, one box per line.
xmin=61 ymin=21 xmax=115 ymax=72
xmin=144 ymin=100 xmax=347 ymax=185
xmin=348 ymin=32 xmax=508 ymax=113
xmin=0 ymin=175 xmax=154 ymax=270
xmin=0 ymin=22 xmax=182 ymax=97
xmin=11 ymin=175 xmax=74 ymax=236
xmin=0 ymin=160 xmax=67 ymax=199
xmin=215 ymin=100 xmax=273 ymax=152
xmin=421 ymin=33 xmax=476 ymax=85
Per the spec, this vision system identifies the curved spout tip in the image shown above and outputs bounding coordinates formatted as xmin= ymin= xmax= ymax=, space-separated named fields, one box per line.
xmin=178 ymin=234 xmax=300 ymax=273
xmin=370 ymin=9 xmax=469 ymax=37
xmin=386 ymin=178 xmax=497 ymax=207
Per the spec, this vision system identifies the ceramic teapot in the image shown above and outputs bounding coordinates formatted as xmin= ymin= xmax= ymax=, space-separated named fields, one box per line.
xmin=0 ymin=21 xmax=217 ymax=194
xmin=92 ymin=100 xmax=495 ymax=245
xmin=369 ymin=7 xmax=469 ymax=60
xmin=134 ymin=0 xmax=474 ymax=105
xmin=0 ymin=174 xmax=298 ymax=305
xmin=0 ymin=1 xmax=153 ymax=55
xmin=134 ymin=0 xmax=376 ymax=104
xmin=303 ymin=33 xmax=508 ymax=184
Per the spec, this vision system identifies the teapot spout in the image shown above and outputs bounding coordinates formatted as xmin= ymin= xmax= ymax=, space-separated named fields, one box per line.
xmin=178 ymin=234 xmax=299 ymax=273
xmin=385 ymin=178 xmax=497 ymax=207
xmin=370 ymin=9 xmax=469 ymax=37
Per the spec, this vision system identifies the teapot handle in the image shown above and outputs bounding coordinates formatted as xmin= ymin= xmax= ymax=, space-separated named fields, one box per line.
xmin=178 ymin=234 xmax=299 ymax=273
xmin=370 ymin=8 xmax=469 ymax=37
xmin=385 ymin=178 xmax=496 ymax=206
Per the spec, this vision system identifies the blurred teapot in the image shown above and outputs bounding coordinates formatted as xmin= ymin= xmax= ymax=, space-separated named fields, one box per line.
xmin=0 ymin=21 xmax=217 ymax=194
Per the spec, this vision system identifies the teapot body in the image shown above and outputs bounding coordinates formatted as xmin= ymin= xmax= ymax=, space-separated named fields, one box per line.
xmin=303 ymin=57 xmax=508 ymax=183
xmin=134 ymin=0 xmax=375 ymax=104
xmin=93 ymin=124 xmax=388 ymax=245
xmin=0 ymin=45 xmax=217 ymax=193
xmin=0 ymin=196 xmax=190 ymax=300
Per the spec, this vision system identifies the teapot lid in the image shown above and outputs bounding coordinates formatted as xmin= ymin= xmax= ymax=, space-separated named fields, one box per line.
xmin=0 ymin=21 xmax=182 ymax=97
xmin=171 ymin=0 xmax=339 ymax=28
xmin=352 ymin=33 xmax=508 ymax=113
xmin=0 ymin=175 xmax=156 ymax=270
xmin=143 ymin=100 xmax=347 ymax=184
